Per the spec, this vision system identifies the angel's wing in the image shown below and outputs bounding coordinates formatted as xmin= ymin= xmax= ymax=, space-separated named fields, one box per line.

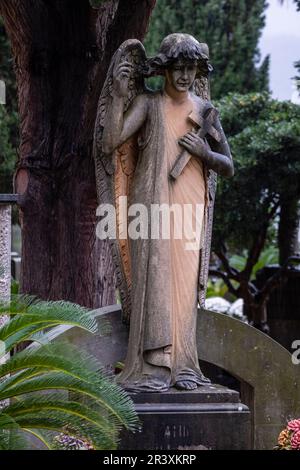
xmin=93 ymin=39 xmax=147 ymax=324
xmin=193 ymin=43 xmax=218 ymax=308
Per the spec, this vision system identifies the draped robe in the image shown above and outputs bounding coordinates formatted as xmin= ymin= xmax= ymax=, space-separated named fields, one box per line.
xmin=117 ymin=91 xmax=212 ymax=391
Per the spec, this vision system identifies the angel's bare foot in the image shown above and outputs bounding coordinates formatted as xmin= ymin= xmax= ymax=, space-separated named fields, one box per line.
xmin=175 ymin=380 xmax=198 ymax=390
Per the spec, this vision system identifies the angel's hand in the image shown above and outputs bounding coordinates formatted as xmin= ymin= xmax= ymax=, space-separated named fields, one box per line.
xmin=178 ymin=132 xmax=211 ymax=162
xmin=114 ymin=61 xmax=133 ymax=98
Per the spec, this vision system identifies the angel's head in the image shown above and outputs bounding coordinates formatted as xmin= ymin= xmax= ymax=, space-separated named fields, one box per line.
xmin=149 ymin=33 xmax=212 ymax=92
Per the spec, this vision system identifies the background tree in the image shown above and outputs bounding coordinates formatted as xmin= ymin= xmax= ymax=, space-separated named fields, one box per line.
xmin=0 ymin=0 xmax=156 ymax=307
xmin=279 ymin=0 xmax=300 ymax=94
xmin=294 ymin=60 xmax=300 ymax=94
xmin=145 ymin=0 xmax=269 ymax=98
xmin=280 ymin=0 xmax=300 ymax=11
xmin=0 ymin=105 xmax=15 ymax=193
xmin=0 ymin=16 xmax=18 ymax=193
xmin=211 ymin=92 xmax=300 ymax=327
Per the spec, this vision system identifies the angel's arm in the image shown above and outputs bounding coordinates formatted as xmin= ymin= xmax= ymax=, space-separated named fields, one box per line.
xmin=102 ymin=61 xmax=148 ymax=155
xmin=102 ymin=94 xmax=148 ymax=155
xmin=179 ymin=116 xmax=234 ymax=178
xmin=207 ymin=116 xmax=234 ymax=177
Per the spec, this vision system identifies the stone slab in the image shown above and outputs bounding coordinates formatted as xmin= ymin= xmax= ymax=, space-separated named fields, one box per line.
xmin=120 ymin=385 xmax=251 ymax=450
xmin=0 ymin=194 xmax=19 ymax=204
xmin=49 ymin=306 xmax=300 ymax=449
xmin=0 ymin=204 xmax=11 ymax=306
xmin=131 ymin=384 xmax=240 ymax=404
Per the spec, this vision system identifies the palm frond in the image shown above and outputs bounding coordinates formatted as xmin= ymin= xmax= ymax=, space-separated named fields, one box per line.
xmin=5 ymin=394 xmax=113 ymax=431
xmin=4 ymin=395 xmax=118 ymax=449
xmin=1 ymin=343 xmax=138 ymax=431
xmin=0 ymin=413 xmax=27 ymax=450
xmin=0 ymin=296 xmax=101 ymax=356
xmin=0 ymin=342 xmax=101 ymax=382
xmin=0 ymin=294 xmax=39 ymax=316
xmin=12 ymin=411 xmax=117 ymax=450
xmin=0 ymin=304 xmax=98 ymax=354
xmin=21 ymin=428 xmax=54 ymax=450
xmin=0 ymin=371 xmax=138 ymax=431
xmin=0 ymin=295 xmax=138 ymax=450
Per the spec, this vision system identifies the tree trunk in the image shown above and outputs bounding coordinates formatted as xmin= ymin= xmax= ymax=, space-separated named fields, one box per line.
xmin=278 ymin=196 xmax=300 ymax=266
xmin=1 ymin=0 xmax=156 ymax=307
xmin=244 ymin=302 xmax=269 ymax=332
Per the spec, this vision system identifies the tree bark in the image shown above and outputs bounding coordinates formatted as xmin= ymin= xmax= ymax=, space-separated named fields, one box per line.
xmin=278 ymin=196 xmax=300 ymax=266
xmin=0 ymin=0 xmax=156 ymax=307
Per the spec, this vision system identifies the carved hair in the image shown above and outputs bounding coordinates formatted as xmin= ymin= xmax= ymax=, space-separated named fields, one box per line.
xmin=146 ymin=33 xmax=213 ymax=78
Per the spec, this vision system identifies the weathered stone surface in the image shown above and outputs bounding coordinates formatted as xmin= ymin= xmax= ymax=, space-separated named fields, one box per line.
xmin=197 ymin=309 xmax=300 ymax=450
xmin=120 ymin=385 xmax=251 ymax=450
xmin=0 ymin=205 xmax=11 ymax=326
xmin=57 ymin=305 xmax=127 ymax=373
xmin=94 ymin=33 xmax=234 ymax=393
xmin=50 ymin=305 xmax=300 ymax=450
xmin=0 ymin=204 xmax=11 ymax=408
xmin=131 ymin=384 xmax=240 ymax=404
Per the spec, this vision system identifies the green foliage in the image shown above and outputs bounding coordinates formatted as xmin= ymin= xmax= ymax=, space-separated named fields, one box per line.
xmin=206 ymin=278 xmax=228 ymax=298
xmin=229 ymin=246 xmax=279 ymax=280
xmin=283 ymin=0 xmax=300 ymax=11
xmin=0 ymin=17 xmax=18 ymax=193
xmin=0 ymin=19 xmax=17 ymax=111
xmin=0 ymin=105 xmax=17 ymax=192
xmin=10 ymin=278 xmax=19 ymax=295
xmin=89 ymin=0 xmax=106 ymax=6
xmin=208 ymin=245 xmax=278 ymax=299
xmin=213 ymin=92 xmax=300 ymax=251
xmin=282 ymin=1 xmax=300 ymax=93
xmin=145 ymin=0 xmax=269 ymax=98
xmin=0 ymin=296 xmax=138 ymax=450
xmin=294 ymin=60 xmax=300 ymax=94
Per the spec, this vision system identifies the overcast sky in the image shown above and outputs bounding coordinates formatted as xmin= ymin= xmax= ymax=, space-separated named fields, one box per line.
xmin=259 ymin=0 xmax=300 ymax=101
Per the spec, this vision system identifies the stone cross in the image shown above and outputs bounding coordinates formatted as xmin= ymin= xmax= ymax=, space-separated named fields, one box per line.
xmin=169 ymin=107 xmax=221 ymax=180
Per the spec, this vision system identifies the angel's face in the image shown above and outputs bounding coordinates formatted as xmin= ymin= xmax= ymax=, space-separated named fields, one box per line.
xmin=165 ymin=60 xmax=197 ymax=92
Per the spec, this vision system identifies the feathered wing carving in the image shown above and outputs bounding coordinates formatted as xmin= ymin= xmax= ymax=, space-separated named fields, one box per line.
xmin=93 ymin=40 xmax=147 ymax=324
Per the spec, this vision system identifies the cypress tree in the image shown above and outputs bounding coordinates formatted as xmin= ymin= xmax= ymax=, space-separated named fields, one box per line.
xmin=145 ymin=0 xmax=269 ymax=98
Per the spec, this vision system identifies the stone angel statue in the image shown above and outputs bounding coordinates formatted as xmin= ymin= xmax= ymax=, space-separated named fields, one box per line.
xmin=93 ymin=33 xmax=234 ymax=392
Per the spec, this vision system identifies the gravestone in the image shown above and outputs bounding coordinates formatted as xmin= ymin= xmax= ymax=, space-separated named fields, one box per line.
xmin=120 ymin=386 xmax=250 ymax=450
xmin=197 ymin=309 xmax=300 ymax=449
xmin=48 ymin=305 xmax=300 ymax=450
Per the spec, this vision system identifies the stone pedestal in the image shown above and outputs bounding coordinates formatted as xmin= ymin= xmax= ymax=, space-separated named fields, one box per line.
xmin=0 ymin=204 xmax=11 ymax=306
xmin=0 ymin=202 xmax=12 ymax=408
xmin=119 ymin=384 xmax=251 ymax=450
